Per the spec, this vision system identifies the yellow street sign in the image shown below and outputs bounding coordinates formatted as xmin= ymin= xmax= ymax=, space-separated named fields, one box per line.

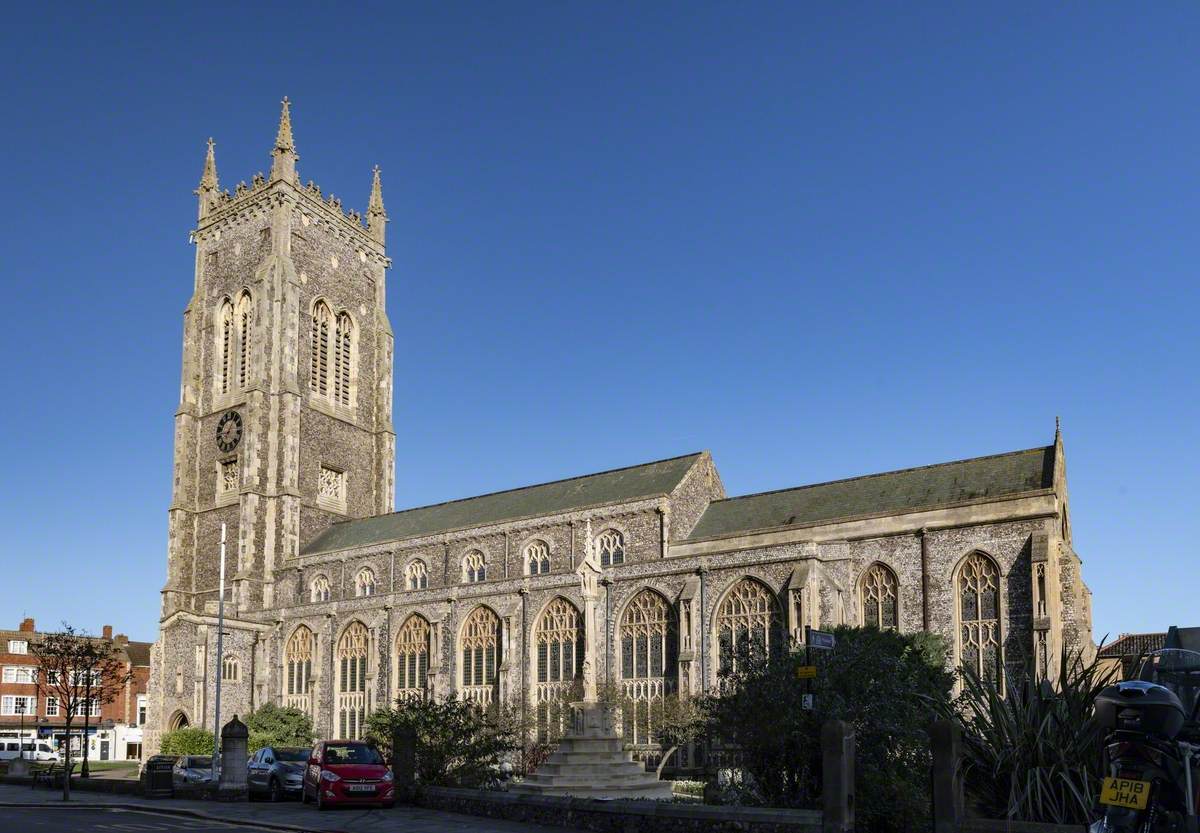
xmin=796 ymin=665 xmax=817 ymax=679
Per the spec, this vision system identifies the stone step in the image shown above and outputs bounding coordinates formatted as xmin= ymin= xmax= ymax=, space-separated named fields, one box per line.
xmin=538 ymin=750 xmax=635 ymax=765
xmin=554 ymin=737 xmax=627 ymax=754
xmin=535 ymin=760 xmax=648 ymax=776
xmin=512 ymin=780 xmax=674 ymax=799
xmin=521 ymin=773 xmax=659 ymax=788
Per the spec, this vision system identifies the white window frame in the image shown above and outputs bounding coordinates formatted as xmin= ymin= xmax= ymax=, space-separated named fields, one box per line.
xmin=45 ymin=696 xmax=59 ymax=717
xmin=3 ymin=666 xmax=37 ymax=684
xmin=1 ymin=695 xmax=36 ymax=716
xmin=7 ymin=640 xmax=28 ymax=655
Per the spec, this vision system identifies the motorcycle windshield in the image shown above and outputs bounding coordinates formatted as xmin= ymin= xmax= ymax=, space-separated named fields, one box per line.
xmin=1136 ymin=649 xmax=1200 ymax=724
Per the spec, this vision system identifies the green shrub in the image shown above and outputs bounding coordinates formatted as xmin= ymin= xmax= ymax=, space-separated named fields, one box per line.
xmin=159 ymin=727 xmax=216 ymax=756
xmin=954 ymin=647 xmax=1117 ymax=825
xmin=364 ymin=695 xmax=519 ymax=787
xmin=702 ymin=626 xmax=954 ymax=832
xmin=244 ymin=703 xmax=314 ymax=753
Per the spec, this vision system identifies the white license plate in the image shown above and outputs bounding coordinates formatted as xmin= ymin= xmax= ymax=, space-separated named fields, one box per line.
xmin=347 ymin=784 xmax=376 ymax=793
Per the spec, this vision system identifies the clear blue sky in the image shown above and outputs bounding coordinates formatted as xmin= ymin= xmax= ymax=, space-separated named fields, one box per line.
xmin=1 ymin=3 xmax=1195 ymax=643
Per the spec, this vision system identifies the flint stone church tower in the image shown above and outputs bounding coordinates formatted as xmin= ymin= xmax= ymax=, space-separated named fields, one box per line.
xmin=146 ymin=101 xmax=1095 ymax=759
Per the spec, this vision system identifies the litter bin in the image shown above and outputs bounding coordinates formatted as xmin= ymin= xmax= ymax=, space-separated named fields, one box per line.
xmin=141 ymin=755 xmax=177 ymax=798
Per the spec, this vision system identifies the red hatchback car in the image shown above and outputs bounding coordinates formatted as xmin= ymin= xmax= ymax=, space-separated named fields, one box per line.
xmin=301 ymin=740 xmax=395 ymax=810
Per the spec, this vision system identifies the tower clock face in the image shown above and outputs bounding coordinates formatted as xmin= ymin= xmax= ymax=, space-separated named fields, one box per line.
xmin=215 ymin=411 xmax=243 ymax=453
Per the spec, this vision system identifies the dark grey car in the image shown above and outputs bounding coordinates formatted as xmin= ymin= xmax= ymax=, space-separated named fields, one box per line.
xmin=247 ymin=746 xmax=308 ymax=801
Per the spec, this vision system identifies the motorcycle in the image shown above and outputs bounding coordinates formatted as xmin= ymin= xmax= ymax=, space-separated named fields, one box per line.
xmin=1091 ymin=648 xmax=1200 ymax=833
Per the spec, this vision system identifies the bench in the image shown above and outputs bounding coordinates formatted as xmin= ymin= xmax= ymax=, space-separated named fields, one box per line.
xmin=31 ymin=762 xmax=77 ymax=789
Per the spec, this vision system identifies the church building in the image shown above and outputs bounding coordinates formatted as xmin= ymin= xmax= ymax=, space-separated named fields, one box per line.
xmin=145 ymin=101 xmax=1095 ymax=757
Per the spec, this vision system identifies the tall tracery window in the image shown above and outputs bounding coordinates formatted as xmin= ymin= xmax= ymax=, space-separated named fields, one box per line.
xmin=394 ymin=615 xmax=430 ymax=699
xmin=310 ymin=301 xmax=331 ymax=397
xmin=219 ymin=300 xmax=235 ymax=395
xmin=236 ymin=291 xmax=253 ymax=389
xmin=620 ymin=589 xmax=676 ymax=746
xmin=860 ymin=563 xmax=899 ymax=630
xmin=716 ymin=578 xmax=782 ymax=676
xmin=405 ymin=560 xmax=428 ymax=590
xmin=958 ymin=552 xmax=1002 ymax=685
xmin=597 ymin=529 xmax=625 ymax=566
xmin=334 ymin=312 xmax=353 ymax=407
xmin=534 ymin=598 xmax=583 ymax=741
xmin=525 ymin=540 xmax=551 ymax=576
xmin=460 ymin=607 xmax=500 ymax=705
xmin=462 ymin=550 xmax=486 ymax=584
xmin=354 ymin=567 xmax=376 ymax=597
xmin=337 ymin=622 xmax=371 ymax=739
xmin=310 ymin=575 xmax=331 ymax=603
xmin=284 ymin=626 xmax=314 ymax=714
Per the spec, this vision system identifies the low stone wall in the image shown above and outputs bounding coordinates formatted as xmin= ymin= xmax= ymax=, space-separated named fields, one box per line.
xmin=0 ymin=774 xmax=142 ymax=795
xmin=419 ymin=786 xmax=823 ymax=833
xmin=962 ymin=819 xmax=1088 ymax=833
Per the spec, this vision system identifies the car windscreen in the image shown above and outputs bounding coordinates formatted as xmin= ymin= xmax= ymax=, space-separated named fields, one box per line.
xmin=186 ymin=757 xmax=212 ymax=768
xmin=276 ymin=748 xmax=308 ymax=762
xmin=323 ymin=744 xmax=383 ymax=765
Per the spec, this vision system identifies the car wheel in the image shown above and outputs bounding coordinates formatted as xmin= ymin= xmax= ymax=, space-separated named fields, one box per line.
xmin=269 ymin=778 xmax=282 ymax=802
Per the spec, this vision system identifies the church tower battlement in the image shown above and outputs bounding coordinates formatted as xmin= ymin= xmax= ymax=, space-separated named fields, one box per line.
xmin=165 ymin=98 xmax=396 ymax=620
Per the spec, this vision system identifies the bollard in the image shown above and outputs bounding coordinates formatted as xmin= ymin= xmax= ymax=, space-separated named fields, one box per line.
xmin=216 ymin=715 xmax=249 ymax=801
xmin=930 ymin=720 xmax=963 ymax=833
xmin=822 ymin=719 xmax=855 ymax=833
xmin=391 ymin=723 xmax=416 ymax=802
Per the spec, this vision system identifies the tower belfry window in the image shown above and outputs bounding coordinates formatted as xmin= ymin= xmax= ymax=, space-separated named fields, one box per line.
xmin=310 ymin=302 xmax=331 ymax=397
xmin=334 ymin=313 xmax=352 ymax=407
xmin=219 ymin=300 xmax=234 ymax=395
xmin=236 ymin=292 xmax=253 ymax=389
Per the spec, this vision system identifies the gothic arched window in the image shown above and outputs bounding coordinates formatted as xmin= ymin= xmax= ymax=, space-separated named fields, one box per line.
xmin=236 ymin=291 xmax=253 ymax=390
xmin=860 ymin=563 xmax=899 ymax=630
xmin=525 ymin=540 xmax=551 ymax=576
xmin=222 ymin=655 xmax=240 ymax=682
xmin=716 ymin=578 xmax=782 ymax=676
xmin=284 ymin=626 xmax=314 ymax=714
xmin=534 ymin=598 xmax=583 ymax=741
xmin=405 ymin=560 xmax=428 ymax=590
xmin=462 ymin=551 xmax=486 ymax=584
xmin=620 ymin=589 xmax=675 ymax=746
xmin=218 ymin=299 xmax=234 ymax=395
xmin=597 ymin=529 xmax=625 ymax=567
xmin=310 ymin=575 xmax=331 ymax=603
xmin=354 ymin=568 xmax=376 ymax=598
xmin=334 ymin=312 xmax=353 ymax=407
xmin=337 ymin=622 xmax=370 ymax=739
xmin=958 ymin=552 xmax=1002 ymax=685
xmin=460 ymin=607 xmax=500 ymax=705
xmin=394 ymin=615 xmax=430 ymax=699
xmin=310 ymin=301 xmax=331 ymax=397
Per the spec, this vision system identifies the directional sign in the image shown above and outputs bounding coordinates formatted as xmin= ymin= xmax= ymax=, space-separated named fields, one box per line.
xmin=796 ymin=665 xmax=818 ymax=680
xmin=807 ymin=629 xmax=836 ymax=650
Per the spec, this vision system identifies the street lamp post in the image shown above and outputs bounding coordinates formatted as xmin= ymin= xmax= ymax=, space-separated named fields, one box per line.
xmin=15 ymin=699 xmax=26 ymax=762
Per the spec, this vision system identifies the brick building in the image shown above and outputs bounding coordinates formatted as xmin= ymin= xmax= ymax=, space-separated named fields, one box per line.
xmin=146 ymin=100 xmax=1095 ymax=759
xmin=0 ymin=618 xmax=152 ymax=760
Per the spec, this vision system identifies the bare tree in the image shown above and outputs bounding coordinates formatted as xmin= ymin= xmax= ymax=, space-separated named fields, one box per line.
xmin=31 ymin=624 xmax=133 ymax=800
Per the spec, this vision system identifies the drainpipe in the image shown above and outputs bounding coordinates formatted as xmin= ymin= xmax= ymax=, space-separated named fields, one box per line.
xmin=519 ymin=589 xmax=528 ymax=768
xmin=698 ymin=565 xmax=708 ymax=693
xmin=601 ymin=578 xmax=613 ymax=689
xmin=919 ymin=528 xmax=930 ymax=631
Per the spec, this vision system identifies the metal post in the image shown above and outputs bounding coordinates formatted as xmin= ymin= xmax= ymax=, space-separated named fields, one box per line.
xmin=213 ymin=523 xmax=226 ymax=784
xmin=17 ymin=701 xmax=25 ymax=762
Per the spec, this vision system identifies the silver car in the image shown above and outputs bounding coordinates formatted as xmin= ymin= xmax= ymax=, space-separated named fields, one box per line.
xmin=247 ymin=746 xmax=308 ymax=801
xmin=172 ymin=755 xmax=213 ymax=788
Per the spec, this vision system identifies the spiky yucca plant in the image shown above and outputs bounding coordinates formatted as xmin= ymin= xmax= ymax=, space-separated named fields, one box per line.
xmin=955 ymin=647 xmax=1117 ymax=825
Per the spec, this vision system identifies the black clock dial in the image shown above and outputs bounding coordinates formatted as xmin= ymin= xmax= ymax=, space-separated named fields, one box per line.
xmin=216 ymin=411 xmax=243 ymax=453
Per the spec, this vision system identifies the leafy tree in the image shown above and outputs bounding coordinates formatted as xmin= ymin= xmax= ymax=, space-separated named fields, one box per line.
xmin=702 ymin=625 xmax=954 ymax=832
xmin=244 ymin=703 xmax=314 ymax=753
xmin=364 ymin=695 xmax=519 ymax=788
xmin=31 ymin=623 xmax=134 ymax=799
xmin=953 ymin=647 xmax=1116 ymax=825
xmin=160 ymin=727 xmax=217 ymax=756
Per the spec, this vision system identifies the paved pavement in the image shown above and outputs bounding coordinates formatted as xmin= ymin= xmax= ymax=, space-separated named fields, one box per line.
xmin=0 ymin=783 xmax=579 ymax=833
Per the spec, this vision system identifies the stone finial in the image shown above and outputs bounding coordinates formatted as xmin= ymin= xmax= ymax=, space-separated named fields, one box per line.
xmin=269 ymin=96 xmax=299 ymax=183
xmin=195 ymin=138 xmax=219 ymax=220
xmin=367 ymin=165 xmax=387 ymax=244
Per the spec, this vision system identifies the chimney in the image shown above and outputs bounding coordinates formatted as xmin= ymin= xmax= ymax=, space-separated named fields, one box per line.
xmin=19 ymin=618 xmax=35 ymax=633
xmin=115 ymin=634 xmax=129 ymax=645
xmin=102 ymin=625 xmax=113 ymax=640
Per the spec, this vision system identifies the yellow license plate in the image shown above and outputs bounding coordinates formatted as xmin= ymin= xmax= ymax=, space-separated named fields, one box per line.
xmin=1100 ymin=777 xmax=1151 ymax=809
